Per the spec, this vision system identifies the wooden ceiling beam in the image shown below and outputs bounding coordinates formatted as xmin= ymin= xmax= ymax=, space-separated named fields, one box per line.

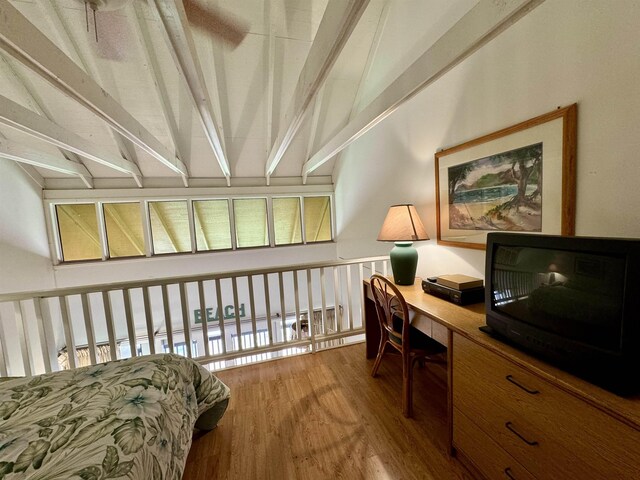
xmin=301 ymin=86 xmax=325 ymax=184
xmin=0 ymin=94 xmax=140 ymax=179
xmin=265 ymin=0 xmax=370 ymax=183
xmin=37 ymin=0 xmax=144 ymax=188
xmin=0 ymin=54 xmax=91 ymax=175
xmin=152 ymin=0 xmax=230 ymax=184
xmin=132 ymin=2 xmax=182 ymax=162
xmin=0 ymin=136 xmax=93 ymax=188
xmin=265 ymin=1 xmax=276 ymax=155
xmin=0 ymin=1 xmax=188 ymax=182
xmin=302 ymin=0 xmax=545 ymax=177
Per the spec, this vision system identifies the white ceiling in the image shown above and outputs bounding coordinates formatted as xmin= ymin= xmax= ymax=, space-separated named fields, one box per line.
xmin=0 ymin=0 xmax=477 ymax=191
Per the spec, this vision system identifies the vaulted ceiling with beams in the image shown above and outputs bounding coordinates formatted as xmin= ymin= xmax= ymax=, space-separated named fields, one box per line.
xmin=0 ymin=0 xmax=491 ymax=191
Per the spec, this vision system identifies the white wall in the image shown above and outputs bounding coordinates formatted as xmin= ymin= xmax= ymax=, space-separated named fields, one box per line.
xmin=0 ymin=159 xmax=55 ymax=292
xmin=334 ymin=0 xmax=640 ymax=280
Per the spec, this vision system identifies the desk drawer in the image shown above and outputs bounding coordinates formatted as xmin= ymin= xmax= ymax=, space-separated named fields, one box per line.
xmin=453 ymin=334 xmax=640 ymax=479
xmin=454 ymin=407 xmax=536 ymax=480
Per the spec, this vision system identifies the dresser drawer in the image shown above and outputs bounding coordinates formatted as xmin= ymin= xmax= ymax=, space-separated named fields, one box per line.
xmin=453 ymin=334 xmax=640 ymax=479
xmin=454 ymin=407 xmax=536 ymax=480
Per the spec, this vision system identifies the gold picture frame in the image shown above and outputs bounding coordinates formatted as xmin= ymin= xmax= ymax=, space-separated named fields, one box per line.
xmin=435 ymin=104 xmax=577 ymax=250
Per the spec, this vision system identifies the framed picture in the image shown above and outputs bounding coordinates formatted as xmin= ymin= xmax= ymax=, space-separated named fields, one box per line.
xmin=435 ymin=104 xmax=577 ymax=250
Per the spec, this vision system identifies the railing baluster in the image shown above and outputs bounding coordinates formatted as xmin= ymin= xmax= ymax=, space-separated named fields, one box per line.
xmin=383 ymin=260 xmax=388 ymax=277
xmin=14 ymin=301 xmax=32 ymax=376
xmin=232 ymin=277 xmax=243 ymax=351
xmin=346 ymin=265 xmax=354 ymax=331
xmin=263 ymin=273 xmax=274 ymax=346
xmin=143 ymin=287 xmax=156 ymax=355
xmin=102 ymin=291 xmax=118 ymax=361
xmin=306 ymin=269 xmax=315 ymax=351
xmin=123 ymin=289 xmax=137 ymax=358
xmin=214 ymin=279 xmax=227 ymax=354
xmin=198 ymin=281 xmax=210 ymax=358
xmin=247 ymin=275 xmax=258 ymax=351
xmin=333 ymin=267 xmax=341 ymax=333
xmin=35 ymin=298 xmax=56 ymax=373
xmin=178 ymin=283 xmax=192 ymax=358
xmin=278 ymin=272 xmax=287 ymax=343
xmin=81 ymin=294 xmax=97 ymax=366
xmin=320 ymin=267 xmax=327 ymax=335
xmin=293 ymin=271 xmax=301 ymax=339
xmin=358 ymin=263 xmax=365 ymax=329
xmin=59 ymin=296 xmax=77 ymax=369
xmin=371 ymin=261 xmax=376 ymax=276
xmin=0 ymin=312 xmax=7 ymax=376
xmin=161 ymin=285 xmax=174 ymax=354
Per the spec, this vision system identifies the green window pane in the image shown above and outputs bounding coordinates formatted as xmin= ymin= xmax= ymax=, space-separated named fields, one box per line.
xmin=149 ymin=201 xmax=191 ymax=254
xmin=304 ymin=196 xmax=332 ymax=243
xmin=234 ymin=198 xmax=268 ymax=248
xmin=273 ymin=197 xmax=302 ymax=246
xmin=193 ymin=200 xmax=232 ymax=251
xmin=103 ymin=203 xmax=145 ymax=258
xmin=56 ymin=204 xmax=102 ymax=262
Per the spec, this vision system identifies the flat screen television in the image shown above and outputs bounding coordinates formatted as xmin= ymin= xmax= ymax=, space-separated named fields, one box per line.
xmin=484 ymin=232 xmax=640 ymax=395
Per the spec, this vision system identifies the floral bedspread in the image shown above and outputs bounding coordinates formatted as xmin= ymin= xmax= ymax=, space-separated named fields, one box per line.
xmin=0 ymin=354 xmax=230 ymax=479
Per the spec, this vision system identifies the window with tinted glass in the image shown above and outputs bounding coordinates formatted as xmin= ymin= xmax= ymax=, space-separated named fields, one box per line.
xmin=149 ymin=201 xmax=191 ymax=254
xmin=193 ymin=199 xmax=232 ymax=251
xmin=103 ymin=203 xmax=145 ymax=258
xmin=56 ymin=204 xmax=102 ymax=261
xmin=304 ymin=196 xmax=332 ymax=242
xmin=273 ymin=197 xmax=302 ymax=246
xmin=233 ymin=198 xmax=269 ymax=248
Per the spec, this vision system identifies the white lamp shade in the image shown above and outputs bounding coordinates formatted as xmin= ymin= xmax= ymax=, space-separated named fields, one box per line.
xmin=377 ymin=204 xmax=429 ymax=242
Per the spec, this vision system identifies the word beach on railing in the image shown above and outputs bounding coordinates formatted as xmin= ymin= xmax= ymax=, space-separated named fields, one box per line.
xmin=0 ymin=257 xmax=389 ymax=377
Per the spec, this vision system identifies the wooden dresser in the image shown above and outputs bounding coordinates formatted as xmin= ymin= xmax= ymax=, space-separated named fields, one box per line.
xmin=452 ymin=334 xmax=640 ymax=479
xmin=363 ymin=280 xmax=640 ymax=480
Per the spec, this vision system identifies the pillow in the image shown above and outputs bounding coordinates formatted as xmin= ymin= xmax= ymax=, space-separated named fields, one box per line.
xmin=194 ymin=397 xmax=230 ymax=431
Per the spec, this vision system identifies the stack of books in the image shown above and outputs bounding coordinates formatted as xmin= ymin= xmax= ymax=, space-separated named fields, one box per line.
xmin=436 ymin=274 xmax=483 ymax=290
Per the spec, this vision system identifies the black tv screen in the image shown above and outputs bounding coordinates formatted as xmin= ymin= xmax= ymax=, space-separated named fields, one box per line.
xmin=485 ymin=233 xmax=640 ymax=395
xmin=492 ymin=245 xmax=626 ymax=353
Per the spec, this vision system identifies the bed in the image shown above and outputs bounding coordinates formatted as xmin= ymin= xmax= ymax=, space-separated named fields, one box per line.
xmin=0 ymin=353 xmax=230 ymax=479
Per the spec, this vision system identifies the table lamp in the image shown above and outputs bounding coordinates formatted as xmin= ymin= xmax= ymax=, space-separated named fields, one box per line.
xmin=377 ymin=204 xmax=429 ymax=285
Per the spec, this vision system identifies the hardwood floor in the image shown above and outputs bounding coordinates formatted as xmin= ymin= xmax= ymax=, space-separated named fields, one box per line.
xmin=183 ymin=343 xmax=473 ymax=480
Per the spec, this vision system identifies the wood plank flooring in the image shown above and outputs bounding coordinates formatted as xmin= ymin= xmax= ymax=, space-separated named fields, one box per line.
xmin=183 ymin=343 xmax=473 ymax=480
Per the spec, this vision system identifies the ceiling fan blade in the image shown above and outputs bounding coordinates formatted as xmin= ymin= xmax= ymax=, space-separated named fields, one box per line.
xmin=183 ymin=0 xmax=248 ymax=47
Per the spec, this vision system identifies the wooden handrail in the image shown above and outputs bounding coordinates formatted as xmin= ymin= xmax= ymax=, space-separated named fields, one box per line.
xmin=0 ymin=256 xmax=389 ymax=302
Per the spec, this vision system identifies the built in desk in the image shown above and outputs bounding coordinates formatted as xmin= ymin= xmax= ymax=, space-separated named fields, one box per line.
xmin=363 ymin=278 xmax=640 ymax=479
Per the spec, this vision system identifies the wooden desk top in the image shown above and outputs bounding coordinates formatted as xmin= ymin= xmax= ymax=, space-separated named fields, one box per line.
xmin=364 ymin=278 xmax=640 ymax=431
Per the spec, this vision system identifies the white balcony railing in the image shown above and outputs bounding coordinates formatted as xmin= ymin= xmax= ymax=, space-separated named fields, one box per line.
xmin=0 ymin=257 xmax=388 ymax=377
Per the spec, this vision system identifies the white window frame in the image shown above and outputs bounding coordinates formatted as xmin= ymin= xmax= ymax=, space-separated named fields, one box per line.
xmin=43 ymin=187 xmax=334 ymax=265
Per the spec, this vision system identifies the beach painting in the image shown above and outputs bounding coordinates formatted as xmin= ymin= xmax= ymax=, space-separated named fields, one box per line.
xmin=447 ymin=142 xmax=543 ymax=231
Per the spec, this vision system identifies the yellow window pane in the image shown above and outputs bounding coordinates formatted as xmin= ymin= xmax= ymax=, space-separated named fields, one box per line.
xmin=149 ymin=201 xmax=191 ymax=254
xmin=193 ymin=200 xmax=232 ymax=251
xmin=234 ymin=198 xmax=268 ymax=248
xmin=273 ymin=197 xmax=302 ymax=246
xmin=103 ymin=203 xmax=145 ymax=258
xmin=304 ymin=196 xmax=332 ymax=242
xmin=56 ymin=204 xmax=102 ymax=262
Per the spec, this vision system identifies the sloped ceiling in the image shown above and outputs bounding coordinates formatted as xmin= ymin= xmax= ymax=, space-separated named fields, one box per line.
xmin=0 ymin=0 xmax=478 ymax=191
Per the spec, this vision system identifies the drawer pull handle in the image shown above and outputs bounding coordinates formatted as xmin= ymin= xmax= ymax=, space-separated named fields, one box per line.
xmin=505 ymin=421 xmax=538 ymax=446
xmin=504 ymin=467 xmax=516 ymax=479
xmin=506 ymin=375 xmax=539 ymax=394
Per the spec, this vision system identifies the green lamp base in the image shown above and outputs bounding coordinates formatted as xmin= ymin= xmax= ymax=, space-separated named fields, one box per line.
xmin=390 ymin=241 xmax=418 ymax=285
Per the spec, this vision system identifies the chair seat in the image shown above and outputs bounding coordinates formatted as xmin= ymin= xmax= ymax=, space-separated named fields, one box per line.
xmin=390 ymin=315 xmax=446 ymax=353
xmin=407 ymin=326 xmax=447 ymax=354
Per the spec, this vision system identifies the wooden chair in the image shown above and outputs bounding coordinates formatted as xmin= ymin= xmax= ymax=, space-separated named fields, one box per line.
xmin=370 ymin=274 xmax=447 ymax=417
